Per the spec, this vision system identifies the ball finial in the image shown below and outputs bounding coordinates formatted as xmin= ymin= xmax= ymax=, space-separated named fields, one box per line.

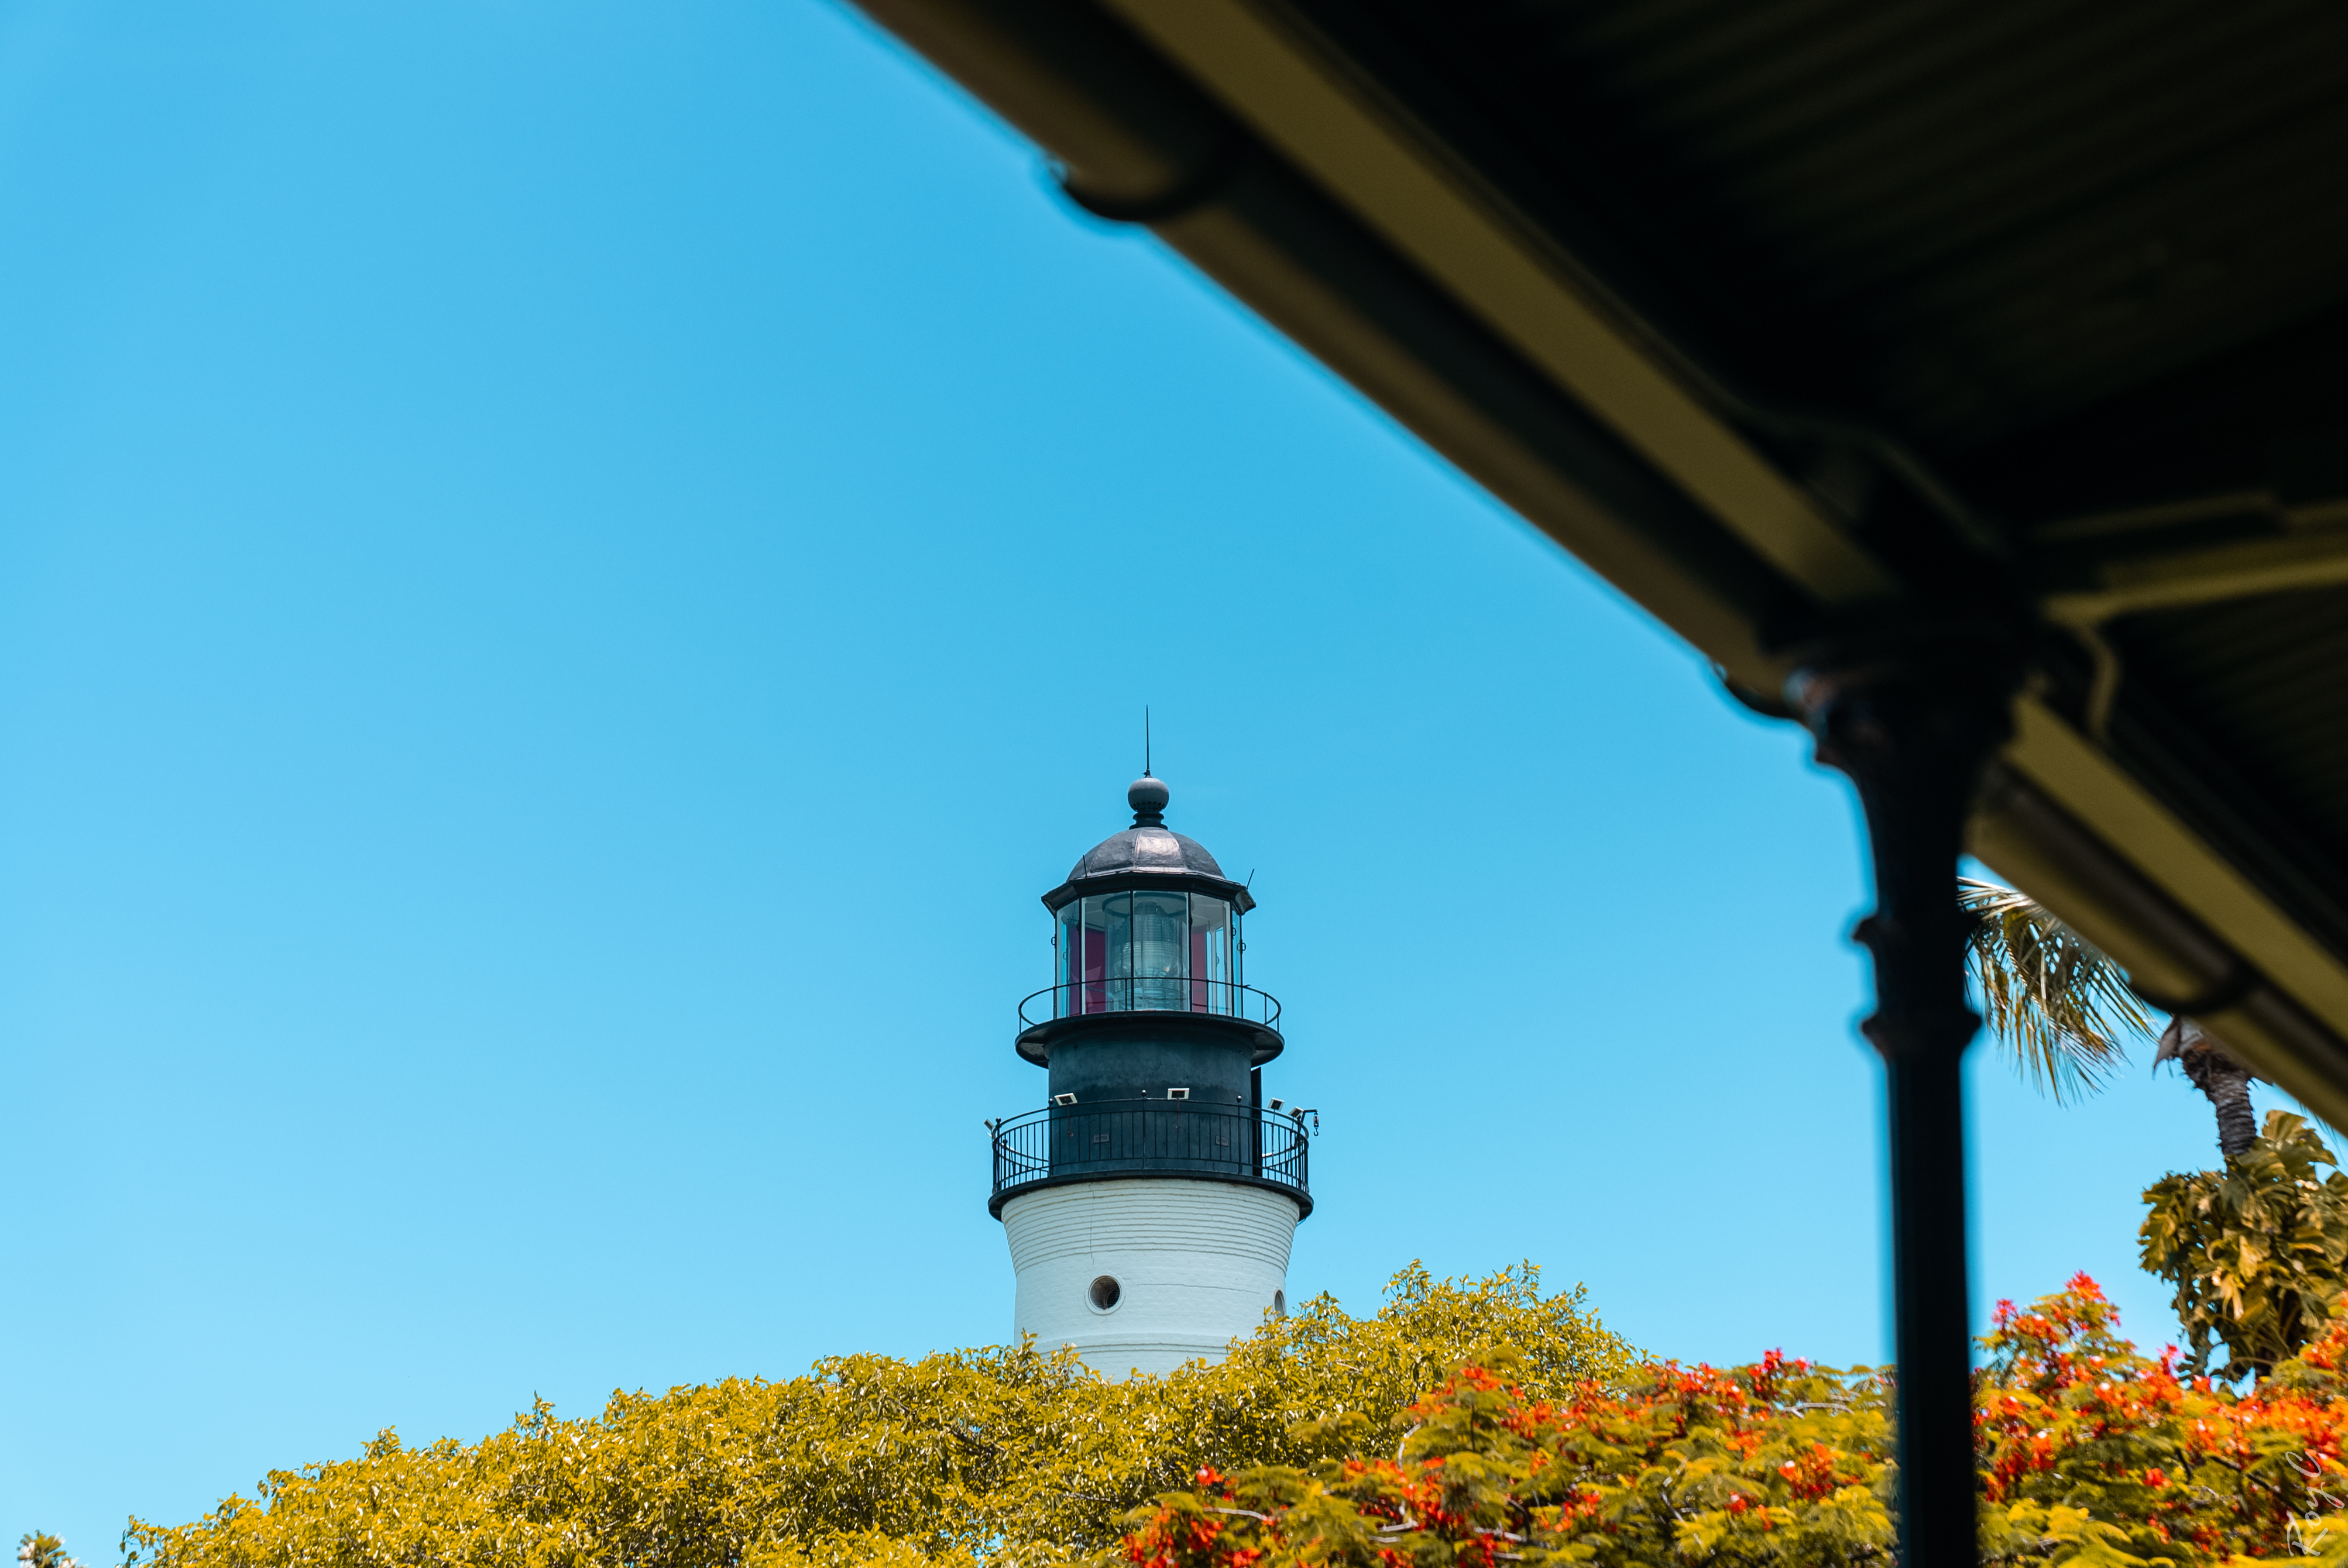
xmin=1128 ymin=774 xmax=1169 ymax=826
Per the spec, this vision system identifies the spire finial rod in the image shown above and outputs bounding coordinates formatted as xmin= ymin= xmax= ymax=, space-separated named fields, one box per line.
xmin=1130 ymin=710 xmax=1168 ymax=824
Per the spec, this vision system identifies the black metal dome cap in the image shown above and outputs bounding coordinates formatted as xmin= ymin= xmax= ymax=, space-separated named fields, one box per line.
xmin=1042 ymin=775 xmax=1255 ymax=912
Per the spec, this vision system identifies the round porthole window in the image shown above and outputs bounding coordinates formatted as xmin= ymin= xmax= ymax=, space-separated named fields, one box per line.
xmin=1273 ymin=1290 xmax=1286 ymax=1318
xmin=1087 ymin=1275 xmax=1122 ymax=1312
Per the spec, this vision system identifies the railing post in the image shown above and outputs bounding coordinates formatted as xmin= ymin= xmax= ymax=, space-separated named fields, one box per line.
xmin=1788 ymin=621 xmax=2021 ymax=1568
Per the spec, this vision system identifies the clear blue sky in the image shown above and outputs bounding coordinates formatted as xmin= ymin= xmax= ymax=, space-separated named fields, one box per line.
xmin=0 ymin=0 xmax=2269 ymax=1556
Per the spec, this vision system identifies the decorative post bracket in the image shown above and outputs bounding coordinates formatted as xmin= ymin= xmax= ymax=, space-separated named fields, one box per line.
xmin=1788 ymin=621 xmax=2024 ymax=1566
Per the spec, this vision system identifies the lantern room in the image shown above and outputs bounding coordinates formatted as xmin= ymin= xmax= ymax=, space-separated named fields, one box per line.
xmin=1052 ymin=886 xmax=1238 ymax=1017
xmin=1011 ymin=774 xmax=1282 ymax=1105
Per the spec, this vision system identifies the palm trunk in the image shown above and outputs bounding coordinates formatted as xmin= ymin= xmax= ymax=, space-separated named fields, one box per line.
xmin=2206 ymin=1064 xmax=2258 ymax=1160
xmin=2158 ymin=1018 xmax=2263 ymax=1160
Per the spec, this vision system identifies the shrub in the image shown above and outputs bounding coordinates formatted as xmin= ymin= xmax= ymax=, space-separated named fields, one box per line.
xmin=1127 ymin=1275 xmax=2348 ymax=1566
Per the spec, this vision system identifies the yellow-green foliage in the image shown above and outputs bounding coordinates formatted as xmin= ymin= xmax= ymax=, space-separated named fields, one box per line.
xmin=2141 ymin=1110 xmax=2348 ymax=1381
xmin=126 ymin=1263 xmax=1634 ymax=1568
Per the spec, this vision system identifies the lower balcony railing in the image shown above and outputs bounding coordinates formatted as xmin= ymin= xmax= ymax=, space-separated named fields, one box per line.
xmin=988 ymin=1099 xmax=1309 ymax=1202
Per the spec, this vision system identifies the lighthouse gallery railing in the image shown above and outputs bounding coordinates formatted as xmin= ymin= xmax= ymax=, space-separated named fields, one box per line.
xmin=989 ymin=1099 xmax=1309 ymax=1201
xmin=1018 ymin=978 xmax=1282 ymax=1029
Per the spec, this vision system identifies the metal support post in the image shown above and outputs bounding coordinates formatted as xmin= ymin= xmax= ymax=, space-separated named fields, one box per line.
xmin=1789 ymin=623 xmax=2021 ymax=1567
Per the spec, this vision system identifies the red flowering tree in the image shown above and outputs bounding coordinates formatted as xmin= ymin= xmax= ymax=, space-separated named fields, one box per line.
xmin=1125 ymin=1276 xmax=2348 ymax=1566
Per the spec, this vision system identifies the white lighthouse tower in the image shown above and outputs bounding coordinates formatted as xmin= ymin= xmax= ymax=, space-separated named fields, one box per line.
xmin=986 ymin=774 xmax=1310 ymax=1377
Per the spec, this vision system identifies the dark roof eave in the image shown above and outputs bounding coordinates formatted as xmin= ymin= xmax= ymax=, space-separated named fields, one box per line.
xmin=847 ymin=0 xmax=2348 ymax=1128
xmin=1039 ymin=869 xmax=1256 ymax=913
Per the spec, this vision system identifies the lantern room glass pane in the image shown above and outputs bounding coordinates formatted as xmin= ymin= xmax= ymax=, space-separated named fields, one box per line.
xmin=1056 ymin=902 xmax=1081 ymax=1017
xmin=1131 ymin=890 xmax=1188 ymax=1010
xmin=1190 ymin=896 xmax=1231 ymax=1013
xmin=1103 ymin=892 xmax=1131 ymax=995
xmin=1077 ymin=893 xmax=1124 ymax=1015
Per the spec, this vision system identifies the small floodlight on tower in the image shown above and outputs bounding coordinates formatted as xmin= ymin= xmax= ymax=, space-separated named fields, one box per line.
xmin=1052 ymin=1093 xmax=1078 ymax=1107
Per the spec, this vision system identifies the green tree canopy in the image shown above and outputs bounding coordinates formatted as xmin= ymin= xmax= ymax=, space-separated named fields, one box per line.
xmin=2142 ymin=1109 xmax=2348 ymax=1381
xmin=125 ymin=1263 xmax=1635 ymax=1568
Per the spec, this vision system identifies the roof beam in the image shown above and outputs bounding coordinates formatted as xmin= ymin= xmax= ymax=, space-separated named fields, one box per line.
xmin=1090 ymin=0 xmax=1897 ymax=610
xmin=1976 ymin=699 xmax=2348 ymax=1127
xmin=2045 ymin=527 xmax=2348 ymax=624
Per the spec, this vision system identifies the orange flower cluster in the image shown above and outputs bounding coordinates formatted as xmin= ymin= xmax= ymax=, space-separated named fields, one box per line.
xmin=1124 ymin=1277 xmax=2348 ymax=1566
xmin=1975 ymin=1271 xmax=2348 ymax=1558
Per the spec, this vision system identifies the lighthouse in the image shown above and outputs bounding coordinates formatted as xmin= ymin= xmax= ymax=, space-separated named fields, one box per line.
xmin=986 ymin=773 xmax=1310 ymax=1377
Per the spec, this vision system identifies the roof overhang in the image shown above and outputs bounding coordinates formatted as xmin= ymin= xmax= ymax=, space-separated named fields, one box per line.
xmin=853 ymin=0 xmax=2348 ymax=1123
xmin=1042 ymin=870 xmax=1255 ymax=914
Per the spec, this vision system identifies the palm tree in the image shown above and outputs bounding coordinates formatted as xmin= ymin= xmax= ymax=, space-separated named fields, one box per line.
xmin=1958 ymin=878 xmax=2262 ymax=1158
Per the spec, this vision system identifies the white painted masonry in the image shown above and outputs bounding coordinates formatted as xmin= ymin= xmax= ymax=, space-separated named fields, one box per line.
xmin=1001 ymin=1178 xmax=1299 ymax=1377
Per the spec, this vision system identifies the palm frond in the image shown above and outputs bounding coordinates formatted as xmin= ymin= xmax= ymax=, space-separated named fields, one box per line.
xmin=1960 ymin=878 xmax=2155 ymax=1103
